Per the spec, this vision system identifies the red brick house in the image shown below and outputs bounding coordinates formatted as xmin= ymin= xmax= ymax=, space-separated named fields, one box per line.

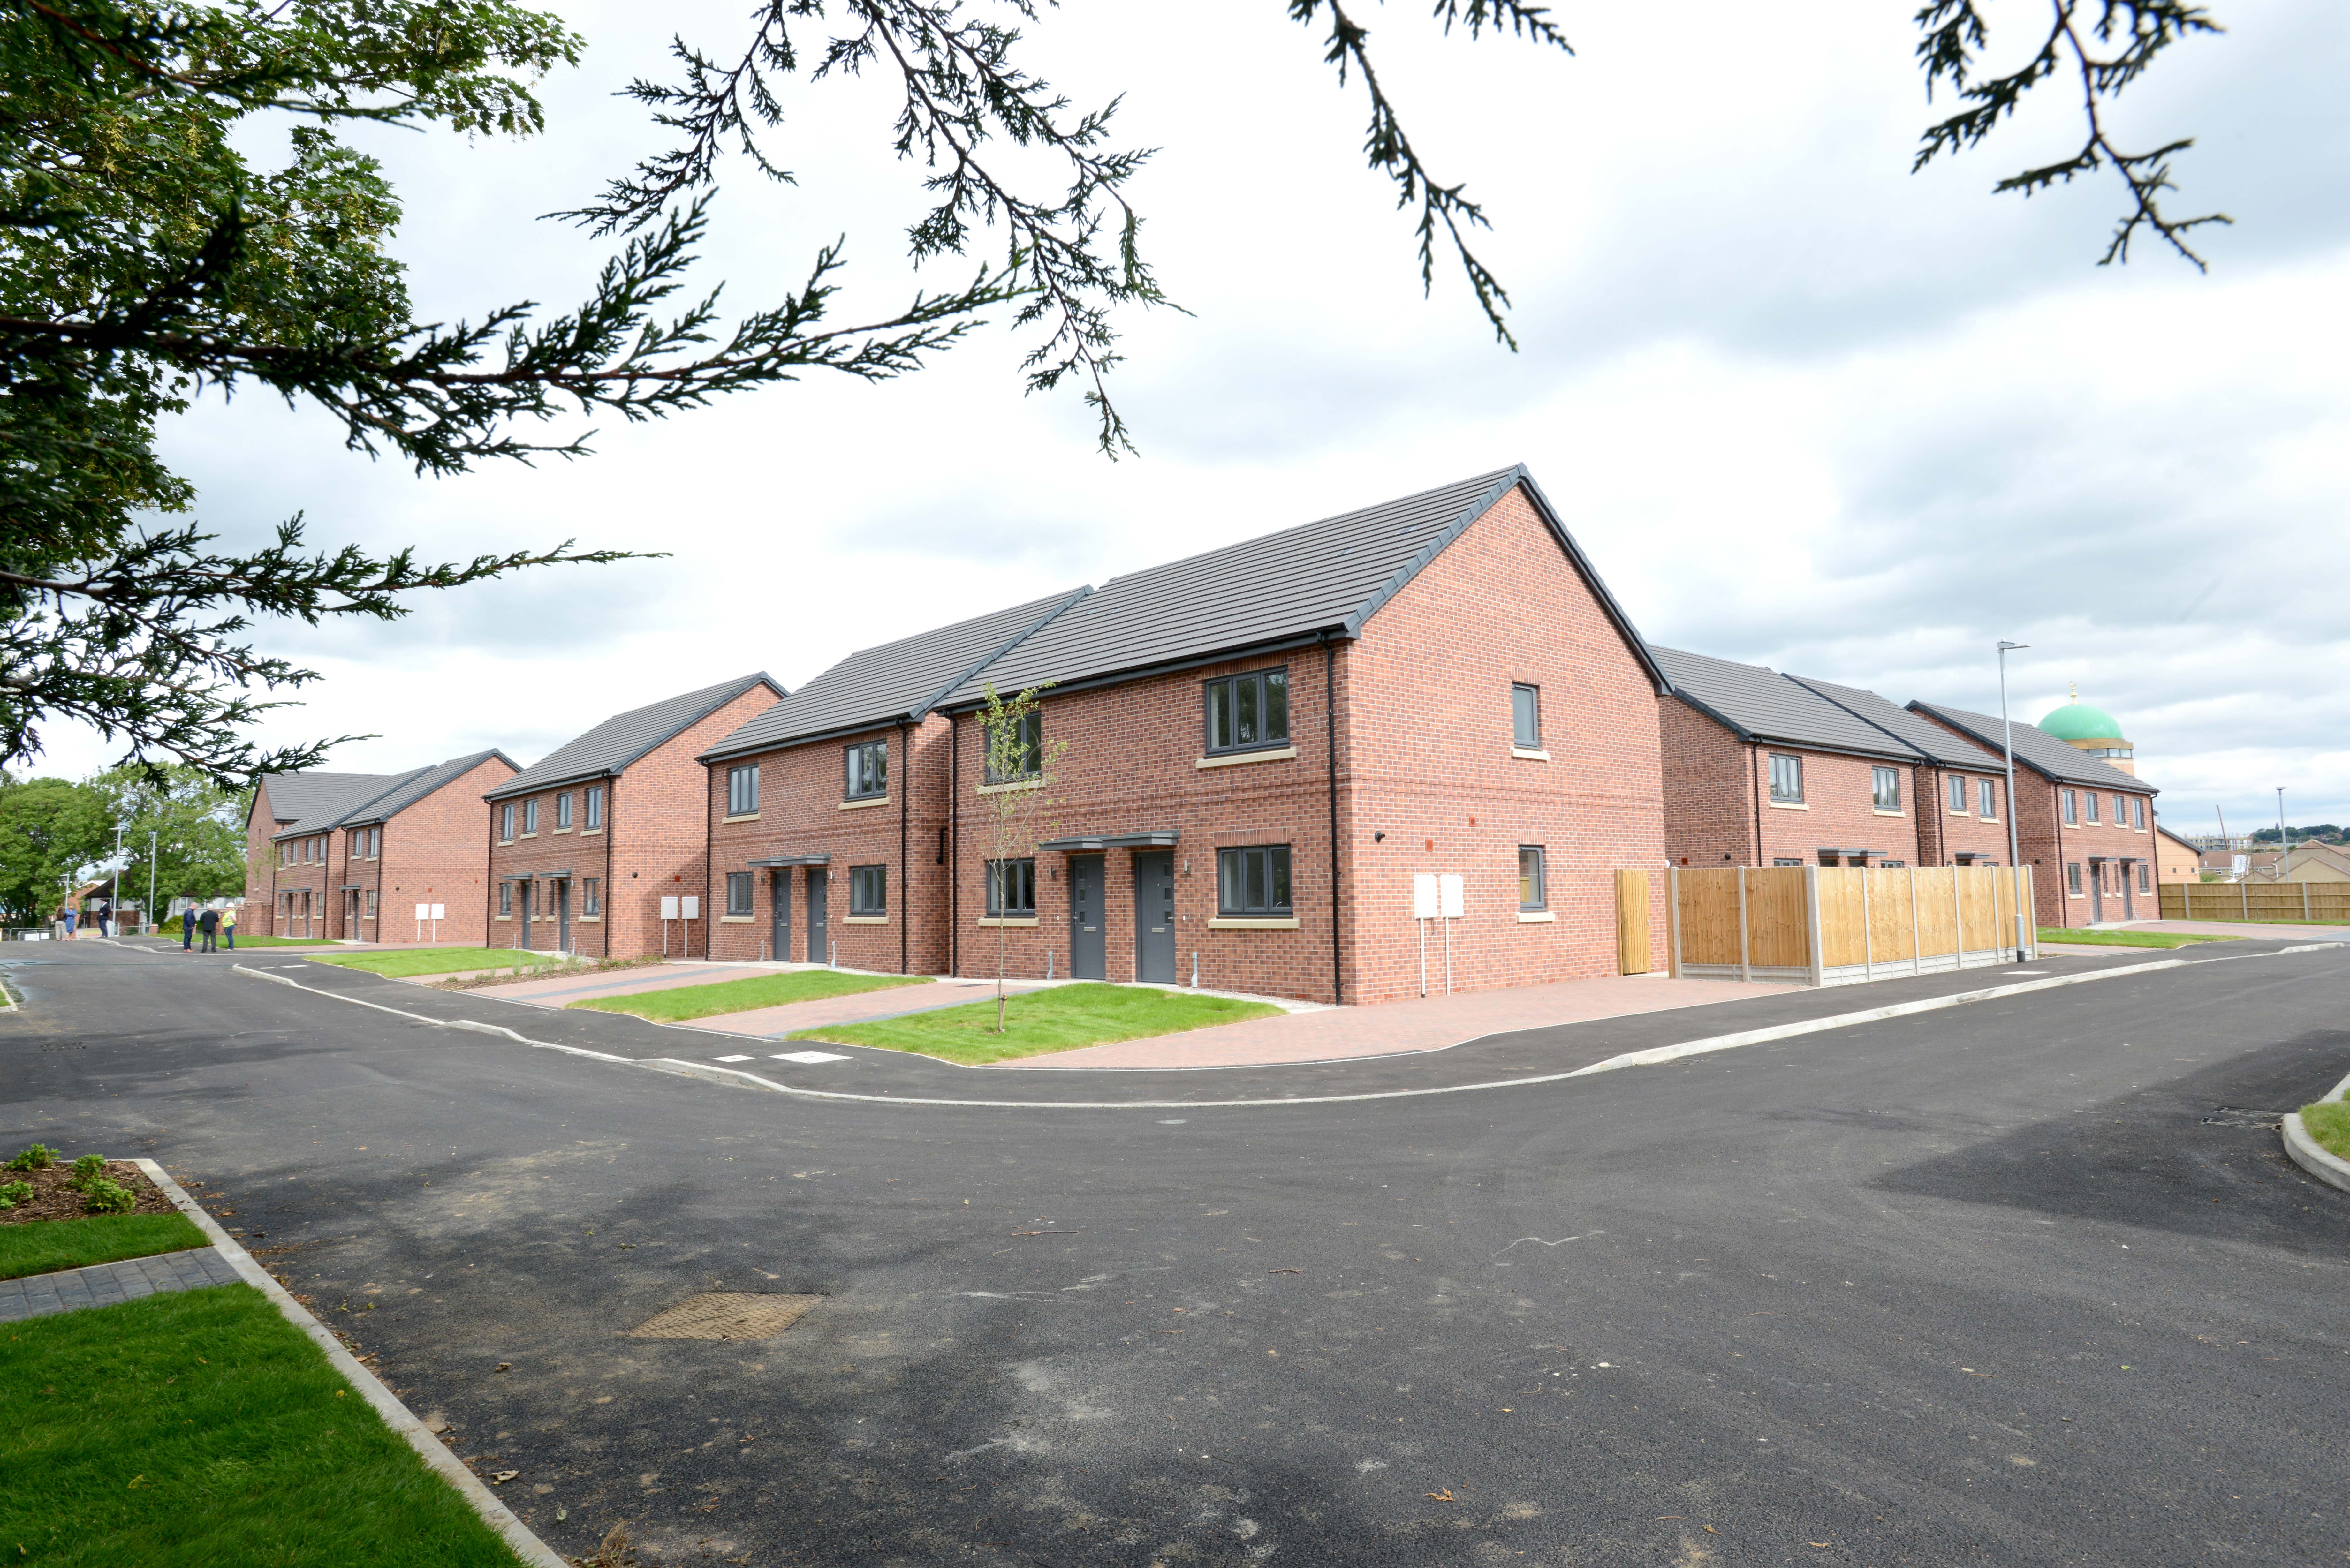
xmin=1785 ymin=675 xmax=2020 ymax=870
xmin=245 ymin=753 xmax=514 ymax=942
xmin=703 ymin=466 xmax=1672 ymax=1004
xmin=1911 ymin=704 xmax=2158 ymax=928
xmin=485 ymin=675 xmax=782 ymax=958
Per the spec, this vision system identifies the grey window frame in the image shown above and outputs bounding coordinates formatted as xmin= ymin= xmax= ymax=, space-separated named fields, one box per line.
xmin=2113 ymin=793 xmax=2126 ymax=825
xmin=2136 ymin=863 xmax=2149 ymax=891
xmin=1217 ymin=844 xmax=1293 ymax=917
xmin=1772 ymin=857 xmax=1804 ymax=867
xmin=724 ymin=871 xmax=753 ymax=917
xmin=2062 ymin=789 xmax=2078 ymax=825
xmin=498 ymin=881 xmax=513 ymax=917
xmin=728 ymin=764 xmax=760 ymax=816
xmin=1512 ymin=684 xmax=1541 ymax=749
xmin=2131 ymin=797 xmax=2145 ymax=830
xmin=984 ymin=711 xmax=1044 ymax=784
xmin=500 ymin=803 xmax=515 ymax=841
xmin=1872 ymin=766 xmax=1900 ymax=812
xmin=2085 ymin=792 xmax=2099 ymax=824
xmin=583 ymin=877 xmax=601 ymax=916
xmin=1517 ymin=845 xmax=1547 ymax=911
xmin=2066 ymin=861 xmax=2082 ymax=893
xmin=1203 ymin=667 xmax=1291 ymax=756
xmin=523 ymin=798 xmax=539 ymax=834
xmin=1768 ymin=753 xmax=1804 ymax=804
xmin=849 ymin=863 xmax=887 ymax=916
xmin=845 ymin=740 xmax=888 ymax=801
xmin=556 ymin=791 xmax=573 ymax=830
xmin=1980 ymin=779 xmax=1997 ymax=818
xmin=585 ymin=785 xmax=604 ymax=830
xmin=1948 ymin=775 xmax=1967 ymax=812
xmin=986 ymin=857 xmax=1037 ymax=917
xmin=368 ymin=826 xmax=380 ymax=858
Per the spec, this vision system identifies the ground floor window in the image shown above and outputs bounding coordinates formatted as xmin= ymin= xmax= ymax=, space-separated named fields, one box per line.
xmin=1772 ymin=858 xmax=1803 ymax=867
xmin=1880 ymin=860 xmax=1907 ymax=868
xmin=364 ymin=890 xmax=376 ymax=918
xmin=725 ymin=871 xmax=753 ymax=916
xmin=584 ymin=877 xmax=601 ymax=916
xmin=2136 ymin=863 xmax=2149 ymax=891
xmin=2067 ymin=863 xmax=2083 ymax=894
xmin=987 ymin=858 xmax=1036 ymax=917
xmin=1217 ymin=845 xmax=1292 ymax=917
xmin=849 ymin=864 xmax=887 ymax=915
xmin=498 ymin=882 xmax=513 ymax=916
xmin=1517 ymin=846 xmax=1546 ymax=910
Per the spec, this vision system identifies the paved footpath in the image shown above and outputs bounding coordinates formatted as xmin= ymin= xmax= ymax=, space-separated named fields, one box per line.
xmin=0 ymin=1246 xmax=241 ymax=1322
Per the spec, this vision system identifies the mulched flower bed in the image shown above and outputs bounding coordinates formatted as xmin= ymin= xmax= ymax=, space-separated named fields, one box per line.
xmin=0 ymin=1160 xmax=176 ymax=1224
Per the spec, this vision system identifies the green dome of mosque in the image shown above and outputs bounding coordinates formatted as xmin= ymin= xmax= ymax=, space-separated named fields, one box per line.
xmin=2040 ymin=696 xmax=2124 ymax=741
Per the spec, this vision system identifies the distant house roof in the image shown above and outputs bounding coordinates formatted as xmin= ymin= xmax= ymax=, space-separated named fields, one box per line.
xmin=1785 ymin=675 xmax=2006 ymax=770
xmin=261 ymin=771 xmax=408 ymax=841
xmin=701 ymin=591 xmax=1088 ymax=763
xmin=1651 ymin=646 xmax=1921 ymax=761
xmin=938 ymin=466 xmax=1666 ymax=706
xmin=487 ymin=674 xmax=782 ymax=801
xmin=2156 ymin=824 xmax=2201 ymax=852
xmin=1909 ymin=703 xmax=2156 ymax=794
xmin=337 ymin=750 xmax=517 ymax=827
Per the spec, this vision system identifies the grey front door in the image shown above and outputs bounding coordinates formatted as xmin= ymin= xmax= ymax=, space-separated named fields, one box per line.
xmin=1069 ymin=855 xmax=1106 ymax=980
xmin=771 ymin=870 xmax=792 ymax=964
xmin=556 ymin=880 xmax=571 ymax=953
xmin=2120 ymin=861 xmax=2135 ymax=919
xmin=1133 ymin=852 xmax=1176 ymax=984
xmin=806 ymin=869 xmax=828 ymax=963
xmin=2089 ymin=861 xmax=2104 ymax=922
xmin=516 ymin=881 xmax=533 ymax=948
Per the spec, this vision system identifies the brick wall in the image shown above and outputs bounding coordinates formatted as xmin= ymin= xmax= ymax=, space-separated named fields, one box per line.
xmin=486 ymin=785 xmax=608 ymax=955
xmin=264 ymin=826 xmax=339 ymax=938
xmin=1914 ymin=764 xmax=2021 ymax=868
xmin=239 ymin=783 xmax=277 ymax=925
xmin=362 ymin=756 xmax=515 ymax=947
xmin=1658 ymin=698 xmax=1758 ymax=868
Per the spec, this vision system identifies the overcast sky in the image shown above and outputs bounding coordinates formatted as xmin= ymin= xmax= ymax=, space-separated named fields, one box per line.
xmin=43 ymin=0 xmax=2350 ymax=834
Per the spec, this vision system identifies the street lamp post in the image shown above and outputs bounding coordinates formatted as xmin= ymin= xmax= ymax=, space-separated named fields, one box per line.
xmin=1998 ymin=641 xmax=2030 ymax=962
xmin=2277 ymin=786 xmax=2288 ymax=877
xmin=148 ymin=829 xmax=157 ymax=937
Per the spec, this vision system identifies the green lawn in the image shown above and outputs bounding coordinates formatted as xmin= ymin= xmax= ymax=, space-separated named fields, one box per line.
xmin=0 ymin=1212 xmax=208 ymax=1280
xmin=2036 ymin=927 xmax=2239 ymax=949
xmin=787 ymin=981 xmax=1284 ymax=1065
xmin=304 ymin=946 xmax=571 ymax=979
xmin=2301 ymin=1099 xmax=2350 ymax=1162
xmin=570 ymin=967 xmax=927 ymax=1022
xmin=157 ymin=920 xmax=331 ymax=947
xmin=0 ymin=1285 xmax=526 ymax=1566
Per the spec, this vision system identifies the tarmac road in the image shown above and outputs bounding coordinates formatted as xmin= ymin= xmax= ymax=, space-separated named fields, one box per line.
xmin=4 ymin=940 xmax=2346 ymax=1566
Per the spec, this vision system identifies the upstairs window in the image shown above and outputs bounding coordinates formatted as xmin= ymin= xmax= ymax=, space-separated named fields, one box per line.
xmin=984 ymin=711 xmax=1044 ymax=783
xmin=500 ymin=803 xmax=516 ymax=841
xmin=1518 ymin=846 xmax=1547 ymax=910
xmin=987 ymin=858 xmax=1036 ymax=917
xmin=846 ymin=741 xmax=888 ymax=800
xmin=348 ymin=828 xmax=362 ymax=856
xmin=1979 ymin=780 xmax=1997 ymax=818
xmin=368 ymin=827 xmax=380 ymax=858
xmin=585 ymin=785 xmax=604 ymax=830
xmin=1512 ymin=684 xmax=1541 ymax=750
xmin=1205 ymin=667 xmax=1289 ymax=755
xmin=849 ymin=864 xmax=887 ymax=916
xmin=2112 ymin=794 xmax=2126 ymax=826
xmin=2085 ymin=792 xmax=2100 ymax=824
xmin=2131 ymin=798 xmax=2145 ymax=830
xmin=522 ymin=798 xmax=539 ymax=834
xmin=728 ymin=765 xmax=759 ymax=817
xmin=725 ymin=871 xmax=753 ymax=916
xmin=556 ymin=791 xmax=573 ymax=830
xmin=1217 ymin=845 xmax=1292 ymax=917
xmin=1768 ymin=753 xmax=1804 ymax=804
xmin=2062 ymin=789 xmax=2078 ymax=825
xmin=1872 ymin=767 xmax=1901 ymax=812
xmin=1948 ymin=775 xmax=1967 ymax=812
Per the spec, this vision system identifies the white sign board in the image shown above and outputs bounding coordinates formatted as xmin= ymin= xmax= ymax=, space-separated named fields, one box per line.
xmin=680 ymin=895 xmax=700 ymax=920
xmin=430 ymin=904 xmax=446 ymax=921
xmin=1439 ymin=873 xmax=1464 ymax=919
xmin=1412 ymin=873 xmax=1438 ymax=920
xmin=661 ymin=896 xmax=680 ymax=920
xmin=414 ymin=903 xmax=430 ymax=922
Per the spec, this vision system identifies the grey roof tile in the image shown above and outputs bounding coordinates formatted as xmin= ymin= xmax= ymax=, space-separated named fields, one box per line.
xmin=1909 ymin=702 xmax=2156 ymax=793
xmin=488 ymin=674 xmax=782 ymax=800
xmin=941 ymin=466 xmax=1663 ymax=704
xmin=702 ymin=590 xmax=1088 ymax=761
xmin=262 ymin=772 xmax=408 ymax=841
xmin=1785 ymin=675 xmax=2007 ymax=770
xmin=337 ymin=750 xmax=518 ymax=826
xmin=1652 ymin=646 xmax=1922 ymax=760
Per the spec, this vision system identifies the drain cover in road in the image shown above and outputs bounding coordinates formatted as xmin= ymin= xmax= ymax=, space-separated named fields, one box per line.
xmin=629 ymin=1293 xmax=821 ymax=1341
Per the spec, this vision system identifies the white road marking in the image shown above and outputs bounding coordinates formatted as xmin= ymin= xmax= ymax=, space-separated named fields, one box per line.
xmin=771 ymin=1050 xmax=848 ymax=1064
xmin=714 ymin=1054 xmax=754 ymax=1063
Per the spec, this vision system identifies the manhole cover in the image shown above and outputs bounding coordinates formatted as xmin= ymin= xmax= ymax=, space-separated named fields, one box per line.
xmin=629 ymin=1293 xmax=821 ymax=1341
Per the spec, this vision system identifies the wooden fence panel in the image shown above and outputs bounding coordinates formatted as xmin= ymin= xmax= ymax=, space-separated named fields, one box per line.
xmin=1678 ymin=869 xmax=1745 ymax=967
xmin=1958 ymin=869 xmax=2002 ymax=952
xmin=1815 ymin=869 xmax=1866 ymax=970
xmin=1864 ymin=869 xmax=1916 ymax=964
xmin=1616 ymin=870 xmax=1651 ymax=975
xmin=1665 ymin=863 xmax=2033 ymax=984
xmin=1913 ymin=868 xmax=1957 ymax=958
xmin=1747 ymin=869 xmax=1811 ymax=969
xmin=2159 ymin=880 xmax=2350 ymax=924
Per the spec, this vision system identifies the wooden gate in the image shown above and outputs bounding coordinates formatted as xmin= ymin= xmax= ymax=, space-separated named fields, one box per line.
xmin=1667 ymin=865 xmax=2035 ymax=986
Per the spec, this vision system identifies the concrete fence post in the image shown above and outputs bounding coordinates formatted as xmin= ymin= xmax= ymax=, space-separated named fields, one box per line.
xmin=1736 ymin=868 xmax=1751 ymax=984
xmin=1668 ymin=867 xmax=1683 ymax=980
xmin=1803 ymin=866 xmax=1825 ymax=987
xmin=1860 ymin=871 xmax=1874 ymax=983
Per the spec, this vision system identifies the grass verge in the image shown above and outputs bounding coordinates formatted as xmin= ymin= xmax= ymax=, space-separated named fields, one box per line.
xmin=305 ymin=946 xmax=570 ymax=979
xmin=2300 ymin=1098 xmax=2350 ymax=1162
xmin=2035 ymin=928 xmax=2238 ymax=949
xmin=570 ymin=968 xmax=928 ymax=1022
xmin=0 ymin=1284 xmax=525 ymax=1566
xmin=0 ymin=1212 xmax=208 ymax=1281
xmin=788 ymin=981 xmax=1284 ymax=1065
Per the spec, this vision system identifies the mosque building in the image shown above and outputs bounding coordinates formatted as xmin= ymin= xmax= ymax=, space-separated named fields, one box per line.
xmin=2039 ymin=685 xmax=2135 ymax=777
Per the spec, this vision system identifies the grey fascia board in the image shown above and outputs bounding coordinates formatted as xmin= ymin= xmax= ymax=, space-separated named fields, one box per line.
xmin=500 ymin=868 xmax=574 ymax=880
xmin=1035 ymin=829 xmax=1181 ymax=852
xmin=701 ymin=716 xmax=912 ymax=767
xmin=344 ymin=750 xmax=520 ymax=827
xmin=1339 ymin=471 xmax=1517 ymax=639
xmin=940 ymin=632 xmax=1336 ymax=716
xmin=1788 ymin=677 xmax=1997 ymax=770
xmin=915 ymin=585 xmax=1095 ymax=718
xmin=1761 ymin=674 xmax=1926 ymax=763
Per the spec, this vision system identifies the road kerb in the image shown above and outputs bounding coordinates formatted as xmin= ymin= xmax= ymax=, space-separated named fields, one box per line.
xmin=135 ymin=1159 xmax=567 ymax=1568
xmin=2281 ymin=1066 xmax=2350 ymax=1195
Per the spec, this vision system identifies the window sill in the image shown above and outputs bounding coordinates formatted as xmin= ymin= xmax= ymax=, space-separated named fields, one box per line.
xmin=1510 ymin=748 xmax=1550 ymax=762
xmin=1980 ymin=817 xmax=1999 ymax=825
xmin=719 ymin=915 xmax=755 ymax=923
xmin=844 ymin=915 xmax=888 ymax=925
xmin=497 ymin=840 xmax=514 ymax=847
xmin=840 ymin=796 xmax=890 ymax=811
xmin=1208 ymin=916 xmax=1300 ymax=930
xmin=577 ymin=915 xmax=601 ymax=923
xmin=495 ymin=916 xmax=512 ymax=923
xmin=1197 ymin=746 xmax=1297 ymax=770
xmin=1873 ymin=809 xmax=1904 ymax=818
xmin=977 ymin=916 xmax=1039 ymax=927
xmin=1766 ymin=800 xmax=1808 ymax=810
xmin=1517 ymin=909 xmax=1555 ymax=923
xmin=553 ymin=827 xmax=573 ymax=835
xmin=722 ymin=813 xmax=760 ymax=823
xmin=977 ymin=777 xmax=1046 ymax=794
xmin=519 ymin=833 xmax=538 ymax=839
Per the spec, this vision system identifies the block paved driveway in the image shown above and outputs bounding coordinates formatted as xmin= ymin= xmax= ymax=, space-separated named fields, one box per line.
xmin=4 ymin=940 xmax=2347 ymax=1566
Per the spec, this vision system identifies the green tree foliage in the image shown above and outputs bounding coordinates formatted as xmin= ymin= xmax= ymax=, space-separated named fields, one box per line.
xmin=88 ymin=761 xmax=246 ymax=903
xmin=0 ymin=773 xmax=110 ymax=922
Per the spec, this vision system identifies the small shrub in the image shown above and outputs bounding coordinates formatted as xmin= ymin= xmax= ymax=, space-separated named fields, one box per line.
xmin=0 ymin=1179 xmax=32 ymax=1210
xmin=5 ymin=1144 xmax=56 ymax=1172
xmin=81 ymin=1177 xmax=137 ymax=1214
xmin=69 ymin=1153 xmax=107 ymax=1187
